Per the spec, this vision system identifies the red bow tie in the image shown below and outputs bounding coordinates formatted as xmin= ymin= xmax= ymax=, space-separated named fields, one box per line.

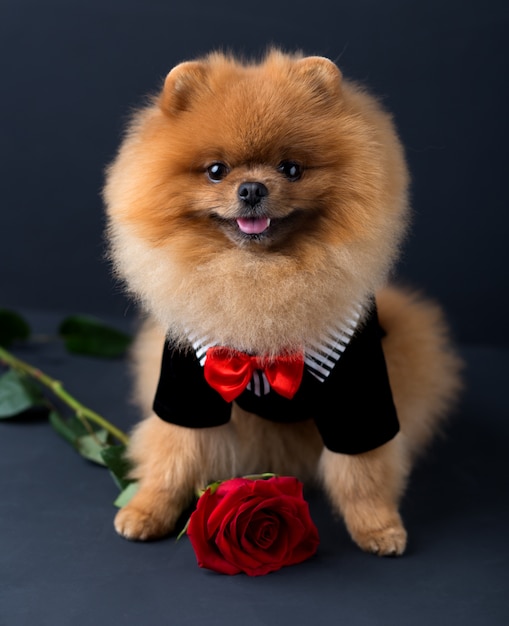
xmin=204 ymin=347 xmax=305 ymax=403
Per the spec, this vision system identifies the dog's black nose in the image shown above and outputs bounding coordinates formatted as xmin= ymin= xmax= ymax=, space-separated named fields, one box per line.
xmin=238 ymin=182 xmax=268 ymax=207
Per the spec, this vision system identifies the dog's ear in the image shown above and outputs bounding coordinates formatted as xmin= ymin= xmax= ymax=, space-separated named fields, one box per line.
xmin=294 ymin=56 xmax=342 ymax=100
xmin=160 ymin=61 xmax=208 ymax=115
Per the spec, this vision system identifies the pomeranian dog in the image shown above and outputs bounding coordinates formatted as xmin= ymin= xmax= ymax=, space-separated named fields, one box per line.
xmin=104 ymin=50 xmax=461 ymax=556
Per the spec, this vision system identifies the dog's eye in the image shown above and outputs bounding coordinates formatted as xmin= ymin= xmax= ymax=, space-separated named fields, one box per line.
xmin=277 ymin=161 xmax=302 ymax=181
xmin=207 ymin=162 xmax=229 ymax=182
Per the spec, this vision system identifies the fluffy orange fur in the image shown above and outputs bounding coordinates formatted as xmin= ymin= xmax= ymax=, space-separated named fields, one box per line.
xmin=104 ymin=50 xmax=462 ymax=555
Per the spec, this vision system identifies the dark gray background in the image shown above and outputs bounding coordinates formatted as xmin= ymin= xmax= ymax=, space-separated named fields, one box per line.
xmin=1 ymin=0 xmax=508 ymax=345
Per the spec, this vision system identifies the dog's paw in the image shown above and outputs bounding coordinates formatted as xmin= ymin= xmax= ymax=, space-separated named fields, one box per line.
xmin=114 ymin=504 xmax=174 ymax=541
xmin=352 ymin=523 xmax=408 ymax=556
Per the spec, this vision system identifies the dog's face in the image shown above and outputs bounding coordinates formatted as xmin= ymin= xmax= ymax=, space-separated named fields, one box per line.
xmin=158 ymin=55 xmax=348 ymax=253
xmin=104 ymin=51 xmax=409 ymax=351
xmin=108 ymin=52 xmax=406 ymax=257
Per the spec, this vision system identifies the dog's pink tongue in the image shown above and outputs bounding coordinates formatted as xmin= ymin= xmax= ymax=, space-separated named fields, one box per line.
xmin=236 ymin=217 xmax=271 ymax=235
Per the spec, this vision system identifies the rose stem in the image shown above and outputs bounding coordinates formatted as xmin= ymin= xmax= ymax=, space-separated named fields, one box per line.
xmin=0 ymin=346 xmax=129 ymax=445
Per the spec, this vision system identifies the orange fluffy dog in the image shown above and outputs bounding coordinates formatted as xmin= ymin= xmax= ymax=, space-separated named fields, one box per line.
xmin=104 ymin=50 xmax=461 ymax=555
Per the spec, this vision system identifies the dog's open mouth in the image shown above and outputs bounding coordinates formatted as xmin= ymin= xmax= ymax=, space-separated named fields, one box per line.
xmin=236 ymin=217 xmax=271 ymax=235
xmin=212 ymin=209 xmax=306 ymax=246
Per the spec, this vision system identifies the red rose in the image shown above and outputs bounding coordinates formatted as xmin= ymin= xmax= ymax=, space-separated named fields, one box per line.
xmin=186 ymin=476 xmax=319 ymax=576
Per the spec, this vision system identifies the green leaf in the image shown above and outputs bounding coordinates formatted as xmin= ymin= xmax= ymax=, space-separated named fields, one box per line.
xmin=0 ymin=369 xmax=44 ymax=418
xmin=0 ymin=309 xmax=31 ymax=348
xmin=49 ymin=410 xmax=80 ymax=445
xmin=49 ymin=412 xmax=98 ymax=445
xmin=114 ymin=482 xmax=139 ymax=508
xmin=58 ymin=315 xmax=132 ymax=358
xmin=100 ymin=445 xmax=133 ymax=490
xmin=76 ymin=430 xmax=109 ymax=465
xmin=50 ymin=411 xmax=109 ymax=465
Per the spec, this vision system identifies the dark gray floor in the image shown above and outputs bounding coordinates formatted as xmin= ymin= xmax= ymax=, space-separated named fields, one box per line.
xmin=1 ymin=310 xmax=508 ymax=626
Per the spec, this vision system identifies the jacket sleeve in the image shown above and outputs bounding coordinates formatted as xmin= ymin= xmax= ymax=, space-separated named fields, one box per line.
xmin=153 ymin=343 xmax=232 ymax=428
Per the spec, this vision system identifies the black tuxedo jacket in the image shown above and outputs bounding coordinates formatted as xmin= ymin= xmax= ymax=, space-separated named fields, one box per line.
xmin=153 ymin=305 xmax=399 ymax=455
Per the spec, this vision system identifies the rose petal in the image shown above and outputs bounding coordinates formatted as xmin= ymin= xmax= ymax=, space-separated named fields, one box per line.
xmin=233 ymin=503 xmax=292 ymax=568
xmin=253 ymin=476 xmax=304 ymax=499
xmin=248 ymin=514 xmax=279 ymax=549
xmin=216 ymin=477 xmax=256 ymax=497
xmin=187 ymin=489 xmax=242 ymax=575
xmin=206 ymin=493 xmax=252 ymax=535
xmin=242 ymin=522 xmax=289 ymax=566
xmin=246 ymin=497 xmax=318 ymax=562
xmin=216 ymin=506 xmax=269 ymax=571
